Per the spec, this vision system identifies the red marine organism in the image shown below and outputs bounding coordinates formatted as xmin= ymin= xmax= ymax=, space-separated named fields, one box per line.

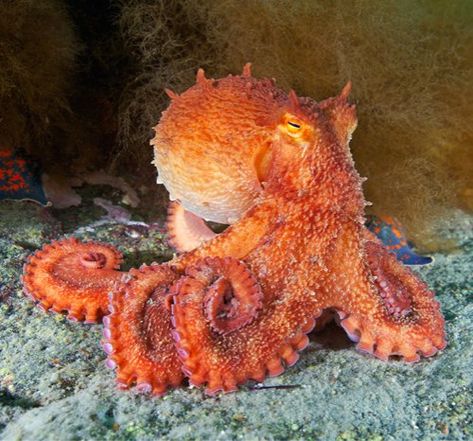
xmin=22 ymin=65 xmax=446 ymax=395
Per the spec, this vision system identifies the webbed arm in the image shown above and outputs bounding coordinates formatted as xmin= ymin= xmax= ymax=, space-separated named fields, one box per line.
xmin=172 ymin=199 xmax=276 ymax=270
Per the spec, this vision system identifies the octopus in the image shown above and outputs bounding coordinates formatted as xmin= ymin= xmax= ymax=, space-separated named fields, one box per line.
xmin=22 ymin=64 xmax=446 ymax=396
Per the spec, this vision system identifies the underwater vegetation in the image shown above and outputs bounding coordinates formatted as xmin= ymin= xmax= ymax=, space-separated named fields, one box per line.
xmin=1 ymin=0 xmax=471 ymax=249
xmin=113 ymin=0 xmax=219 ymax=172
xmin=117 ymin=0 xmax=473 ymax=248
xmin=0 ymin=0 xmax=79 ymax=167
xmin=0 ymin=0 xmax=126 ymax=174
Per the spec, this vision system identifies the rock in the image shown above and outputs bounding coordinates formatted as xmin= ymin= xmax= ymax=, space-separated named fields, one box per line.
xmin=1 ymin=200 xmax=471 ymax=440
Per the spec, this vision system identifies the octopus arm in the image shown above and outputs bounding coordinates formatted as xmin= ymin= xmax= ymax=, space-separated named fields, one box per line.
xmin=170 ymin=256 xmax=317 ymax=395
xmin=173 ymin=200 xmax=276 ymax=270
xmin=22 ymin=238 xmax=123 ymax=323
xmin=103 ymin=264 xmax=185 ymax=395
xmin=166 ymin=201 xmax=216 ymax=252
xmin=325 ymin=222 xmax=446 ymax=362
xmin=103 ymin=199 xmax=283 ymax=395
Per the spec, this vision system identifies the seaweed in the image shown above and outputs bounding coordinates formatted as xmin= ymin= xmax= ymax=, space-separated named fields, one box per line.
xmin=116 ymin=0 xmax=473 ymax=248
xmin=2 ymin=0 xmax=471 ymax=248
xmin=0 ymin=0 xmax=79 ymax=168
xmin=113 ymin=0 xmax=223 ymax=177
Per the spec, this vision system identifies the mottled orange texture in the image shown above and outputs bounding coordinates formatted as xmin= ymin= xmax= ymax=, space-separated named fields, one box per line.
xmin=22 ymin=238 xmax=123 ymax=323
xmin=155 ymin=67 xmax=445 ymax=392
xmin=21 ymin=66 xmax=446 ymax=396
xmin=104 ymin=265 xmax=184 ymax=395
xmin=151 ymin=64 xmax=286 ymax=224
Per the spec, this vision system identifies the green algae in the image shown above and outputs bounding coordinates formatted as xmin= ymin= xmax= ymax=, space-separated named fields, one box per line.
xmin=0 ymin=201 xmax=60 ymax=248
xmin=0 ymin=199 xmax=472 ymax=440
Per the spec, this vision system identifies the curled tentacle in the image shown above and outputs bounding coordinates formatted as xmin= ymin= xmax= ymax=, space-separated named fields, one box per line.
xmin=22 ymin=238 xmax=123 ymax=323
xmin=170 ymin=256 xmax=317 ymax=395
xmin=104 ymin=264 xmax=184 ymax=395
xmin=166 ymin=201 xmax=216 ymax=253
xmin=179 ymin=257 xmax=263 ymax=335
xmin=80 ymin=252 xmax=107 ymax=269
xmin=339 ymin=239 xmax=446 ymax=362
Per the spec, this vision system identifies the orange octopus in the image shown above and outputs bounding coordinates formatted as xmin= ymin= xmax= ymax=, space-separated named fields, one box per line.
xmin=22 ymin=65 xmax=446 ymax=396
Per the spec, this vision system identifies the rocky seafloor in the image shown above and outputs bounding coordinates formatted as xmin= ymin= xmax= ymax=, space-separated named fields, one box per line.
xmin=0 ymin=195 xmax=471 ymax=441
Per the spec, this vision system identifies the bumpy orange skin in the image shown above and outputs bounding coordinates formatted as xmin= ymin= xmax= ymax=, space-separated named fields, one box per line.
xmin=22 ymin=238 xmax=123 ymax=323
xmin=152 ymin=66 xmax=286 ymax=224
xmin=103 ymin=265 xmax=184 ymax=395
xmin=21 ymin=67 xmax=446 ymax=396
xmin=157 ymin=73 xmax=446 ymax=393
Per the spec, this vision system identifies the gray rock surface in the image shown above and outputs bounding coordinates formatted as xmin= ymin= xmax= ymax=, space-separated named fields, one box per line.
xmin=0 ymin=200 xmax=471 ymax=441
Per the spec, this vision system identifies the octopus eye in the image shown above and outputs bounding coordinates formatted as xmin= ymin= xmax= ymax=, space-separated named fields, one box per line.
xmin=287 ymin=121 xmax=301 ymax=129
xmin=286 ymin=120 xmax=303 ymax=138
xmin=279 ymin=113 xmax=308 ymax=140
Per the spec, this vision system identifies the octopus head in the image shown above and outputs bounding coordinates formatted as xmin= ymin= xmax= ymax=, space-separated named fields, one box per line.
xmin=267 ymin=84 xmax=358 ymax=194
xmin=277 ymin=96 xmax=316 ymax=147
xmin=265 ymin=92 xmax=319 ymax=188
